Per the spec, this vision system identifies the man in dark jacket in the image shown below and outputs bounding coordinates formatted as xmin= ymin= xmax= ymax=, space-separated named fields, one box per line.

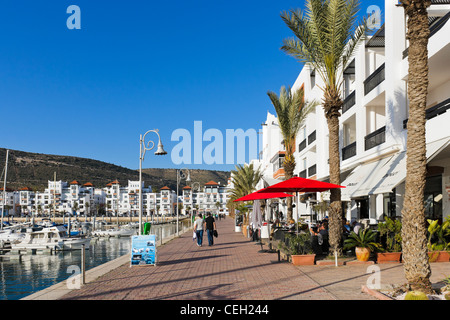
xmin=204 ymin=212 xmax=217 ymax=246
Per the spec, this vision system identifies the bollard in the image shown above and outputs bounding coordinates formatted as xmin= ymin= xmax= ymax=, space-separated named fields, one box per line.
xmin=81 ymin=244 xmax=86 ymax=285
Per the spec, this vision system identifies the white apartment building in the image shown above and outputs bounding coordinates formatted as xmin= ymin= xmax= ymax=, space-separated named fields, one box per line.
xmin=104 ymin=180 xmax=176 ymax=217
xmin=0 ymin=188 xmax=19 ymax=217
xmin=182 ymin=180 xmax=230 ymax=216
xmin=256 ymin=0 xmax=450 ymax=224
xmin=6 ymin=180 xmax=106 ymax=217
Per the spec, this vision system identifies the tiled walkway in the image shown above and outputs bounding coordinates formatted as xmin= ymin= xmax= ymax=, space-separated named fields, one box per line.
xmin=31 ymin=217 xmax=449 ymax=301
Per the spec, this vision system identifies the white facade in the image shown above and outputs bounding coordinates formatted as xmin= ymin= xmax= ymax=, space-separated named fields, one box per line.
xmin=182 ymin=181 xmax=230 ymax=216
xmin=255 ymin=0 xmax=450 ymax=224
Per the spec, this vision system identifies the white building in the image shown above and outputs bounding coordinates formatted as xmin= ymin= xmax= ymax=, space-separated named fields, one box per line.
xmin=256 ymin=0 xmax=450 ymax=224
xmin=182 ymin=181 xmax=230 ymax=216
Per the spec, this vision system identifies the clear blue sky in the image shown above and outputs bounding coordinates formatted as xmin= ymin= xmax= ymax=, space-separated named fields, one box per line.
xmin=0 ymin=0 xmax=384 ymax=172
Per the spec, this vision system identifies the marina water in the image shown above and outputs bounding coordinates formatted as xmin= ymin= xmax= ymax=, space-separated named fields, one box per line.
xmin=0 ymin=220 xmax=190 ymax=300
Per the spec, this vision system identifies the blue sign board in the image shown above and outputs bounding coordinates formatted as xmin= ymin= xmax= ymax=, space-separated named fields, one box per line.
xmin=130 ymin=235 xmax=157 ymax=266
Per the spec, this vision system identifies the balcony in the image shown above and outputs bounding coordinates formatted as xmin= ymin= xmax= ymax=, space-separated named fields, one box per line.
xmin=298 ymin=139 xmax=307 ymax=152
xmin=342 ymin=91 xmax=356 ymax=113
xmin=307 ymin=164 xmax=317 ymax=177
xmin=403 ymin=11 xmax=450 ymax=59
xmin=308 ymin=130 xmax=316 ymax=144
xmin=299 ymin=169 xmax=307 ymax=178
xmin=365 ymin=126 xmax=386 ymax=151
xmin=364 ymin=63 xmax=385 ymax=95
xmin=342 ymin=141 xmax=357 ymax=160
xmin=403 ymin=97 xmax=450 ymax=128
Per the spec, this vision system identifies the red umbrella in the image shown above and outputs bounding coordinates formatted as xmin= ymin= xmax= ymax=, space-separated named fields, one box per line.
xmin=258 ymin=176 xmax=344 ymax=193
xmin=233 ymin=189 xmax=293 ymax=202
xmin=258 ymin=176 xmax=344 ymax=233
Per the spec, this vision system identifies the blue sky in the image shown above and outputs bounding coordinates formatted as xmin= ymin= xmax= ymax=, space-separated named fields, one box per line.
xmin=0 ymin=0 xmax=384 ymax=172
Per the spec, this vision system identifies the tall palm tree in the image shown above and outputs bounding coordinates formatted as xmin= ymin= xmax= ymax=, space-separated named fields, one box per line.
xmin=267 ymin=85 xmax=316 ymax=221
xmin=399 ymin=0 xmax=432 ymax=293
xmin=228 ymin=163 xmax=263 ymax=224
xmin=229 ymin=163 xmax=263 ymax=201
xmin=280 ymin=0 xmax=368 ymax=256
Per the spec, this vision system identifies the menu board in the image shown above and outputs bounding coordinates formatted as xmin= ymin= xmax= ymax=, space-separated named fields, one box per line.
xmin=130 ymin=235 xmax=157 ymax=266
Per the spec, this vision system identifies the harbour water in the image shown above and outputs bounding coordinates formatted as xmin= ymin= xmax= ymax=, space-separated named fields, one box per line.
xmin=0 ymin=220 xmax=190 ymax=300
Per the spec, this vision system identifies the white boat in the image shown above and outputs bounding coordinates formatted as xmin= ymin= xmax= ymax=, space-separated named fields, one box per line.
xmin=0 ymin=228 xmax=25 ymax=245
xmin=107 ymin=228 xmax=135 ymax=237
xmin=92 ymin=227 xmax=135 ymax=237
xmin=11 ymin=225 xmax=90 ymax=252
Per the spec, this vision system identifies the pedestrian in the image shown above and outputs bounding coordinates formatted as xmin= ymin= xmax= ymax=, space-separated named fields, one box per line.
xmin=193 ymin=213 xmax=204 ymax=247
xmin=204 ymin=212 xmax=216 ymax=246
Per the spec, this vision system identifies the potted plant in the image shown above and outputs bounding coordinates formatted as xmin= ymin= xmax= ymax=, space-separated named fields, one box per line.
xmin=377 ymin=216 xmax=402 ymax=263
xmin=344 ymin=228 xmax=381 ymax=262
xmin=427 ymin=218 xmax=450 ymax=262
xmin=279 ymin=233 xmax=316 ymax=265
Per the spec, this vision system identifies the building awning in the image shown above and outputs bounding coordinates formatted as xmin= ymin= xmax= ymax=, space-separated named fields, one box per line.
xmin=341 ymin=156 xmax=392 ymax=200
xmin=342 ymin=137 xmax=450 ymax=200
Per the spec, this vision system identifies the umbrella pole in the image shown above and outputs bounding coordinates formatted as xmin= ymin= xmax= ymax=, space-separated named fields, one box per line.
xmin=296 ymin=192 xmax=299 ymax=234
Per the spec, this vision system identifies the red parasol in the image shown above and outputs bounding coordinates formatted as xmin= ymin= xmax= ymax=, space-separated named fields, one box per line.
xmin=258 ymin=176 xmax=344 ymax=193
xmin=233 ymin=189 xmax=293 ymax=202
xmin=258 ymin=176 xmax=344 ymax=233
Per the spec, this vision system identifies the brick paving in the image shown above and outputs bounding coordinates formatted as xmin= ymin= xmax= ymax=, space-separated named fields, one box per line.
xmin=57 ymin=217 xmax=450 ymax=301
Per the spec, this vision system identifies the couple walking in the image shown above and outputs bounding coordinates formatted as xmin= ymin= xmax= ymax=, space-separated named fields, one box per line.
xmin=193 ymin=212 xmax=217 ymax=247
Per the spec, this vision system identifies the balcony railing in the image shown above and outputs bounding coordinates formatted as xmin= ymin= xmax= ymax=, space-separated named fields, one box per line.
xmin=342 ymin=91 xmax=356 ymax=113
xmin=403 ymin=97 xmax=450 ymax=128
xmin=365 ymin=126 xmax=386 ymax=150
xmin=307 ymin=164 xmax=317 ymax=177
xmin=308 ymin=130 xmax=316 ymax=144
xmin=403 ymin=11 xmax=450 ymax=59
xmin=298 ymin=139 xmax=307 ymax=152
xmin=342 ymin=141 xmax=357 ymax=160
xmin=299 ymin=169 xmax=307 ymax=178
xmin=364 ymin=63 xmax=385 ymax=95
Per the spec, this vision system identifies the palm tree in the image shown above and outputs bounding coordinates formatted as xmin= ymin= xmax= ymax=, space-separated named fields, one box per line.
xmin=228 ymin=163 xmax=263 ymax=224
xmin=229 ymin=163 xmax=263 ymax=201
xmin=267 ymin=85 xmax=316 ymax=221
xmin=399 ymin=0 xmax=432 ymax=293
xmin=280 ymin=0 xmax=368 ymax=256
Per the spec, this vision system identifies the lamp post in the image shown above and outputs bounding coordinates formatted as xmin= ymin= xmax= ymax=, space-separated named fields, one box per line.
xmin=139 ymin=129 xmax=167 ymax=235
xmin=190 ymin=182 xmax=201 ymax=227
xmin=176 ymin=168 xmax=191 ymax=236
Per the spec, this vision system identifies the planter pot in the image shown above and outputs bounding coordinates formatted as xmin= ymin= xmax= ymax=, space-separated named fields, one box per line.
xmin=428 ymin=251 xmax=450 ymax=262
xmin=291 ymin=254 xmax=316 ymax=266
xmin=377 ymin=252 xmax=402 ymax=264
xmin=355 ymin=247 xmax=371 ymax=262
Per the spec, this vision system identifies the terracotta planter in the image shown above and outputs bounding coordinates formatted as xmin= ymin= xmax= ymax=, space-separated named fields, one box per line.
xmin=355 ymin=247 xmax=371 ymax=262
xmin=291 ymin=254 xmax=316 ymax=266
xmin=428 ymin=251 xmax=450 ymax=262
xmin=377 ymin=252 xmax=402 ymax=264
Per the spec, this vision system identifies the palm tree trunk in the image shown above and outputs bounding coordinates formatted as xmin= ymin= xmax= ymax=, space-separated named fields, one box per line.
xmin=326 ymin=113 xmax=343 ymax=256
xmin=401 ymin=0 xmax=432 ymax=292
xmin=284 ymin=156 xmax=296 ymax=221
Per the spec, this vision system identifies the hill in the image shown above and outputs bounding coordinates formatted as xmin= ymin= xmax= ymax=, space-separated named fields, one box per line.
xmin=0 ymin=148 xmax=230 ymax=191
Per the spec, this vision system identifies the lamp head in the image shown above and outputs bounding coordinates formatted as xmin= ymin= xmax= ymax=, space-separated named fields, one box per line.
xmin=154 ymin=142 xmax=168 ymax=155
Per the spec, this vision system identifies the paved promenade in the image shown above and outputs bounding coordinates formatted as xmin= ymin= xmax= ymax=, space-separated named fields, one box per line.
xmin=24 ymin=217 xmax=450 ymax=301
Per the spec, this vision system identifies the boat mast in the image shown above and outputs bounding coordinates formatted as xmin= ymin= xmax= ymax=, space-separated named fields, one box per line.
xmin=1 ymin=150 xmax=9 ymax=231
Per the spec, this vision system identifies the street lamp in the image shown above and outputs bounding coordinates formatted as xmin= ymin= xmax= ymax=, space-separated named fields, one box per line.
xmin=176 ymin=168 xmax=191 ymax=235
xmin=139 ymin=129 xmax=167 ymax=235
xmin=190 ymin=182 xmax=201 ymax=228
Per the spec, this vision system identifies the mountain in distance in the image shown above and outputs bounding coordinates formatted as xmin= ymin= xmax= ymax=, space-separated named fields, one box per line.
xmin=0 ymin=148 xmax=230 ymax=191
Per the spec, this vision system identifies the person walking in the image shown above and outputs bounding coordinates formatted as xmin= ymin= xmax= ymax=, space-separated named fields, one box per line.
xmin=193 ymin=213 xmax=204 ymax=247
xmin=204 ymin=212 xmax=216 ymax=246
